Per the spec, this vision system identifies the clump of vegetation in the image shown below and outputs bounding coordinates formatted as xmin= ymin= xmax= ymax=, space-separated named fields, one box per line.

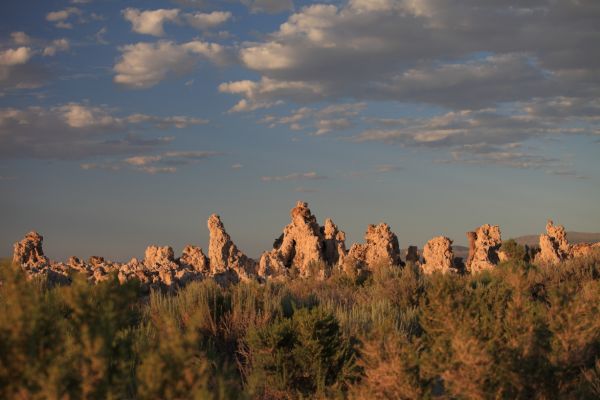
xmin=1 ymin=249 xmax=600 ymax=399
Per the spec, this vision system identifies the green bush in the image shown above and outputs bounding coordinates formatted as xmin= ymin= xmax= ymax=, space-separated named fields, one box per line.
xmin=244 ymin=306 xmax=361 ymax=398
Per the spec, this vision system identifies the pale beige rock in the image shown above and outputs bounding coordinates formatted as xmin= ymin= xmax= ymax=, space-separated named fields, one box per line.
xmin=536 ymin=220 xmax=570 ymax=264
xmin=465 ymin=231 xmax=477 ymax=271
xmin=546 ymin=220 xmax=570 ymax=255
xmin=347 ymin=223 xmax=401 ymax=269
xmin=258 ymin=251 xmax=288 ymax=280
xmin=208 ymin=214 xmax=256 ymax=279
xmin=421 ymin=236 xmax=455 ymax=274
xmin=322 ymin=218 xmax=347 ymax=266
xmin=144 ymin=246 xmax=176 ymax=267
xmin=258 ymin=201 xmax=346 ymax=279
xmin=570 ymin=242 xmax=600 ymax=258
xmin=468 ymin=224 xmax=502 ymax=273
xmin=180 ymin=245 xmax=209 ymax=273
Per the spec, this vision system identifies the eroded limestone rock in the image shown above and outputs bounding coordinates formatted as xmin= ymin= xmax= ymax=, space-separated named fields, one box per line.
xmin=536 ymin=220 xmax=570 ymax=264
xmin=258 ymin=202 xmax=346 ymax=279
xmin=347 ymin=223 xmax=401 ymax=269
xmin=421 ymin=236 xmax=455 ymax=274
xmin=468 ymin=224 xmax=502 ymax=273
xmin=208 ymin=214 xmax=256 ymax=281
xmin=13 ymin=231 xmax=49 ymax=268
xmin=180 ymin=245 xmax=209 ymax=273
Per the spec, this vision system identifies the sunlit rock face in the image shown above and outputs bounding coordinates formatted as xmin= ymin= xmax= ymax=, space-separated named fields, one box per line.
xmin=208 ymin=214 xmax=256 ymax=282
xmin=179 ymin=245 xmax=209 ymax=273
xmin=11 ymin=208 xmax=600 ymax=287
xmin=347 ymin=223 xmax=402 ymax=269
xmin=13 ymin=231 xmax=49 ymax=268
xmin=467 ymin=224 xmax=502 ymax=273
xmin=258 ymin=201 xmax=346 ymax=280
xmin=421 ymin=236 xmax=455 ymax=274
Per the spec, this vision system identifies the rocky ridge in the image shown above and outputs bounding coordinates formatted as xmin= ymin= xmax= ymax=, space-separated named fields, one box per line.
xmin=11 ymin=202 xmax=600 ymax=288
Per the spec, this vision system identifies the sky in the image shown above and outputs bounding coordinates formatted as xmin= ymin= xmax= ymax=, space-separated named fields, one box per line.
xmin=1 ymin=0 xmax=599 ymax=261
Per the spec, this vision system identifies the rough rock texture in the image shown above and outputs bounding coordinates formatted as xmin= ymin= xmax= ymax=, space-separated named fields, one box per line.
xmin=421 ymin=236 xmax=455 ymax=274
xmin=570 ymin=242 xmax=600 ymax=258
xmin=322 ymin=218 xmax=347 ymax=266
xmin=258 ymin=202 xmax=346 ymax=279
xmin=405 ymin=246 xmax=420 ymax=264
xmin=13 ymin=231 xmax=49 ymax=268
xmin=536 ymin=220 xmax=570 ymax=264
xmin=145 ymin=246 xmax=176 ymax=267
xmin=208 ymin=214 xmax=256 ymax=281
xmin=465 ymin=231 xmax=477 ymax=271
xmin=347 ymin=223 xmax=402 ymax=269
xmin=179 ymin=245 xmax=209 ymax=273
xmin=468 ymin=224 xmax=502 ymax=273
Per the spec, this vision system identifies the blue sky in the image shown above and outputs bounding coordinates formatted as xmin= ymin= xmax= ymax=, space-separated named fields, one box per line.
xmin=1 ymin=0 xmax=599 ymax=261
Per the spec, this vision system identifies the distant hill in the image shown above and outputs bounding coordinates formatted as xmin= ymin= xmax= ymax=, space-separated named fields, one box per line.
xmin=513 ymin=232 xmax=600 ymax=248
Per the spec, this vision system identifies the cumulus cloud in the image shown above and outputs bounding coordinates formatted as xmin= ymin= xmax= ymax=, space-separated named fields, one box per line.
xmin=221 ymin=0 xmax=600 ymax=113
xmin=123 ymin=8 xmax=231 ymax=36
xmin=10 ymin=32 xmax=31 ymax=45
xmin=114 ymin=40 xmax=229 ymax=88
xmin=122 ymin=8 xmax=180 ymax=36
xmin=46 ymin=7 xmax=82 ymax=29
xmin=261 ymin=171 xmax=327 ymax=181
xmin=0 ymin=47 xmax=33 ymax=66
xmin=184 ymin=11 xmax=232 ymax=30
xmin=0 ymin=103 xmax=209 ymax=159
xmin=43 ymin=39 xmax=70 ymax=56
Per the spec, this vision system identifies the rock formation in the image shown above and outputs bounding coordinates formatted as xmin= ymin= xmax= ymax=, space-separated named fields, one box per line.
xmin=347 ymin=223 xmax=402 ymax=269
xmin=11 ymin=207 xmax=600 ymax=287
xmin=208 ymin=214 xmax=256 ymax=281
xmin=421 ymin=236 xmax=455 ymax=274
xmin=13 ymin=231 xmax=49 ymax=268
xmin=258 ymin=202 xmax=346 ymax=279
xmin=467 ymin=224 xmax=502 ymax=273
xmin=179 ymin=245 xmax=209 ymax=273
xmin=536 ymin=220 xmax=571 ymax=264
xmin=465 ymin=231 xmax=477 ymax=271
xmin=145 ymin=246 xmax=176 ymax=267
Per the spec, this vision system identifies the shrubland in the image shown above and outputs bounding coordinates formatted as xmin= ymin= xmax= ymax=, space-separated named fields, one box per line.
xmin=1 ymin=247 xmax=599 ymax=399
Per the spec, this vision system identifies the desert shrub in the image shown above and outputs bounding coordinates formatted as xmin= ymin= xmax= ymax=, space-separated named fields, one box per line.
xmin=1 ymin=251 xmax=600 ymax=399
xmin=0 ymin=264 xmax=141 ymax=399
xmin=501 ymin=239 xmax=529 ymax=262
xmin=244 ymin=306 xmax=362 ymax=398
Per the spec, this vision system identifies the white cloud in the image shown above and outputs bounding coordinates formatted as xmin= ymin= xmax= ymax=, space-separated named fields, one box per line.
xmin=43 ymin=39 xmax=70 ymax=56
xmin=114 ymin=40 xmax=228 ymax=88
xmin=262 ymin=102 xmax=365 ymax=134
xmin=185 ymin=11 xmax=232 ymax=30
xmin=46 ymin=7 xmax=82 ymax=29
xmin=0 ymin=47 xmax=33 ymax=66
xmin=222 ymin=0 xmax=600 ymax=114
xmin=83 ymin=151 xmax=222 ymax=174
xmin=122 ymin=8 xmax=180 ymax=36
xmin=11 ymin=32 xmax=31 ymax=45
xmin=123 ymin=8 xmax=232 ymax=36
xmin=0 ymin=103 xmax=209 ymax=159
